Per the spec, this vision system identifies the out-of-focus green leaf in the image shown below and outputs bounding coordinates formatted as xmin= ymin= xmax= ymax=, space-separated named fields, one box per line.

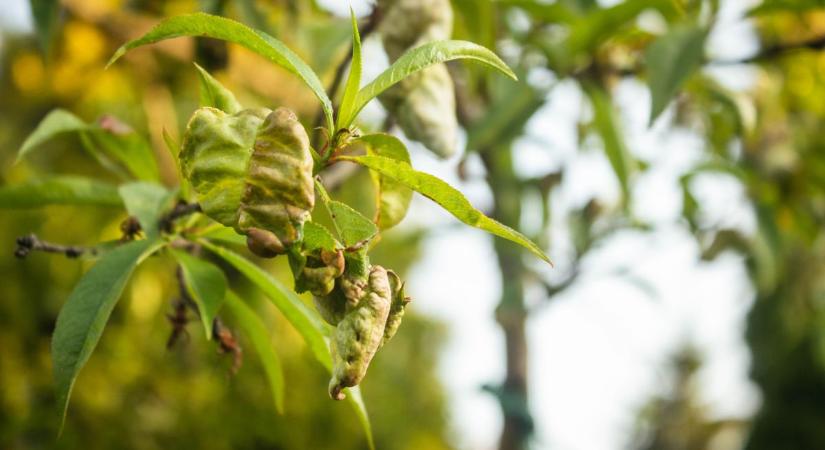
xmin=17 ymin=109 xmax=159 ymax=181
xmin=29 ymin=0 xmax=60 ymax=54
xmin=748 ymin=0 xmax=825 ymax=15
xmin=303 ymin=221 xmax=340 ymax=252
xmin=356 ymin=134 xmax=412 ymax=230
xmin=194 ymin=63 xmax=242 ymax=114
xmin=585 ymin=85 xmax=636 ymax=202
xmin=336 ymin=9 xmax=362 ymax=130
xmin=0 ymin=176 xmax=122 ymax=209
xmin=118 ymin=182 xmax=176 ymax=237
xmin=465 ymin=80 xmax=545 ymax=152
xmin=199 ymin=225 xmax=248 ymax=247
xmin=198 ymin=240 xmax=373 ymax=446
xmin=496 ymin=0 xmax=578 ymax=24
xmin=339 ymin=155 xmax=553 ymax=265
xmin=224 ymin=290 xmax=285 ymax=414
xmin=52 ymin=238 xmax=164 ymax=432
xmin=16 ymin=109 xmax=89 ymax=163
xmin=567 ymin=0 xmax=679 ymax=54
xmin=346 ymin=41 xmax=517 ymax=126
xmin=453 ymin=0 xmax=496 ymax=48
xmin=107 ymin=13 xmax=334 ymax=132
xmin=171 ymin=249 xmax=228 ymax=339
xmin=646 ymin=25 xmax=707 ymax=124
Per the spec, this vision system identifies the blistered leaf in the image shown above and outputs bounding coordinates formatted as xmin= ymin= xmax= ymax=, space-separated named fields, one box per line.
xmin=118 ymin=182 xmax=177 ymax=237
xmin=0 ymin=176 xmax=122 ymax=209
xmin=171 ymin=250 xmax=228 ymax=339
xmin=193 ymin=63 xmax=242 ymax=114
xmin=52 ymin=238 xmax=164 ymax=432
xmin=646 ymin=25 xmax=707 ymax=124
xmin=107 ymin=13 xmax=334 ymax=132
xmin=340 ymin=155 xmax=552 ymax=264
xmin=343 ymin=40 xmax=517 ymax=127
xmin=356 ymin=134 xmax=412 ymax=229
xmin=224 ymin=290 xmax=285 ymax=414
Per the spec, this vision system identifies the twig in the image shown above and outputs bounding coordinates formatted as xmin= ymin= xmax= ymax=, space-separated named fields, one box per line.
xmin=213 ymin=317 xmax=242 ymax=374
xmin=14 ymin=234 xmax=96 ymax=259
xmin=159 ymin=201 xmax=202 ymax=233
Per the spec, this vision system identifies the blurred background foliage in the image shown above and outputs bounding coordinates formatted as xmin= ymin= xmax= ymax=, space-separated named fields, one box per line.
xmin=2 ymin=0 xmax=825 ymax=449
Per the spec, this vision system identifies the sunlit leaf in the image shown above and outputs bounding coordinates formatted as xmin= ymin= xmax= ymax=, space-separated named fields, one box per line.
xmin=0 ymin=176 xmax=122 ymax=209
xmin=356 ymin=134 xmax=413 ymax=230
xmin=315 ymin=180 xmax=377 ymax=246
xmin=171 ymin=249 xmax=228 ymax=339
xmin=339 ymin=155 xmax=552 ymax=265
xmin=344 ymin=40 xmax=517 ymax=127
xmin=336 ymin=9 xmax=362 ymax=130
xmin=646 ymin=25 xmax=707 ymax=124
xmin=224 ymin=290 xmax=285 ymax=414
xmin=107 ymin=13 xmax=334 ymax=131
xmin=193 ymin=62 xmax=242 ymax=114
xmin=118 ymin=182 xmax=177 ymax=237
xmin=52 ymin=238 xmax=164 ymax=432
xmin=303 ymin=221 xmax=340 ymax=252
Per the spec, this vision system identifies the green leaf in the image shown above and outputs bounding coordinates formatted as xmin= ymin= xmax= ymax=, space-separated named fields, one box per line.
xmin=335 ymin=9 xmax=362 ymax=130
xmin=118 ymin=182 xmax=177 ymax=237
xmin=344 ymin=40 xmax=517 ymax=127
xmin=315 ymin=180 xmax=377 ymax=247
xmin=17 ymin=109 xmax=159 ymax=181
xmin=52 ymin=238 xmax=164 ymax=432
xmin=465 ymin=79 xmax=545 ymax=152
xmin=303 ymin=221 xmax=340 ymax=252
xmin=646 ymin=25 xmax=707 ymax=124
xmin=29 ymin=0 xmax=60 ymax=54
xmin=585 ymin=85 xmax=636 ymax=202
xmin=16 ymin=109 xmax=89 ymax=163
xmin=224 ymin=290 xmax=285 ymax=413
xmin=339 ymin=155 xmax=552 ymax=265
xmin=199 ymin=225 xmax=248 ymax=247
xmin=356 ymin=134 xmax=413 ymax=230
xmin=0 ymin=176 xmax=123 ymax=209
xmin=193 ymin=62 xmax=242 ymax=114
xmin=346 ymin=386 xmax=374 ymax=450
xmin=107 ymin=13 xmax=334 ymax=132
xmin=198 ymin=240 xmax=331 ymax=360
xmin=171 ymin=250 xmax=228 ymax=339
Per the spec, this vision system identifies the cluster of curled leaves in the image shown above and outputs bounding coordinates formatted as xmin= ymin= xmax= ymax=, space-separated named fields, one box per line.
xmin=2 ymin=9 xmax=550 ymax=446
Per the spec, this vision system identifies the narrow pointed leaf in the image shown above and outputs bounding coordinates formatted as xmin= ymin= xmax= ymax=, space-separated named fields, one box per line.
xmin=646 ymin=25 xmax=707 ymax=124
xmin=339 ymin=155 xmax=552 ymax=265
xmin=171 ymin=250 xmax=228 ymax=339
xmin=0 ymin=176 xmax=122 ymax=209
xmin=118 ymin=182 xmax=176 ymax=237
xmin=193 ymin=63 xmax=242 ymax=114
xmin=198 ymin=240 xmax=373 ymax=445
xmin=315 ymin=180 xmax=377 ymax=246
xmin=585 ymin=85 xmax=636 ymax=202
xmin=224 ymin=290 xmax=285 ymax=413
xmin=52 ymin=238 xmax=164 ymax=432
xmin=303 ymin=221 xmax=340 ymax=252
xmin=198 ymin=240 xmax=331 ymax=359
xmin=107 ymin=13 xmax=334 ymax=131
xmin=335 ymin=9 xmax=363 ymax=129
xmin=357 ymin=134 xmax=412 ymax=230
xmin=346 ymin=40 xmax=517 ymax=126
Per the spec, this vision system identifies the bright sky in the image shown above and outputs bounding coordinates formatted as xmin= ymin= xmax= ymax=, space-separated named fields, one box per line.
xmin=1 ymin=0 xmax=765 ymax=448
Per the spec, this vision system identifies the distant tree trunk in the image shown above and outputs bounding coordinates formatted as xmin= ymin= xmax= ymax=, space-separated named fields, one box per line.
xmin=482 ymin=147 xmax=534 ymax=450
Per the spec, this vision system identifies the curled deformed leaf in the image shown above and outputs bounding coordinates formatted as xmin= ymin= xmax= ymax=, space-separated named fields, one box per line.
xmin=356 ymin=134 xmax=413 ymax=229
